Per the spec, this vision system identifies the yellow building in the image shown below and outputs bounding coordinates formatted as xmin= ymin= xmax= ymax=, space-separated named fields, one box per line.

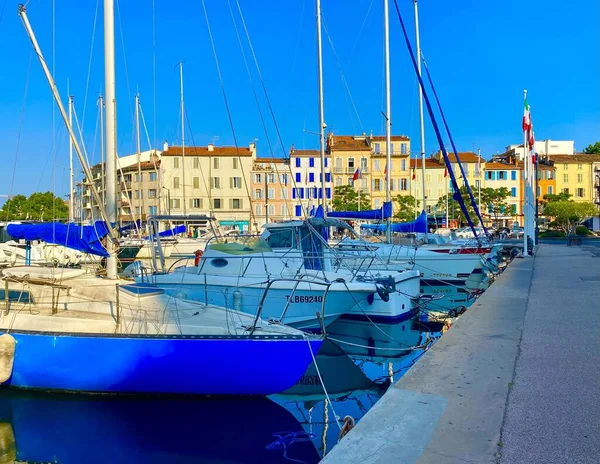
xmin=327 ymin=133 xmax=411 ymax=209
xmin=549 ymin=154 xmax=600 ymax=204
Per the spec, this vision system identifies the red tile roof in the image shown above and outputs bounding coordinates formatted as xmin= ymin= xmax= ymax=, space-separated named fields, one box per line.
xmin=549 ymin=154 xmax=600 ymax=163
xmin=255 ymin=157 xmax=290 ymax=163
xmin=327 ymin=135 xmax=371 ymax=151
xmin=162 ymin=146 xmax=253 ymax=157
xmin=410 ymin=158 xmax=444 ymax=169
xmin=289 ymin=149 xmax=322 ymax=157
xmin=436 ymin=151 xmax=485 ymax=164
xmin=121 ymin=161 xmax=161 ymax=173
xmin=370 ymin=135 xmax=410 ymax=142
xmin=485 ymin=161 xmax=523 ymax=170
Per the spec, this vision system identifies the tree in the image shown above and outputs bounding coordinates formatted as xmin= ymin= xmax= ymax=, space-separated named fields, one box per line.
xmin=435 ymin=186 xmax=511 ymax=226
xmin=0 ymin=192 xmax=68 ymax=221
xmin=583 ymin=142 xmax=600 ymax=154
xmin=332 ymin=184 xmax=371 ymax=212
xmin=543 ymin=201 xmax=597 ymax=233
xmin=393 ymin=195 xmax=420 ymax=222
xmin=486 ymin=187 xmax=512 ymax=225
xmin=542 ymin=192 xmax=572 ymax=204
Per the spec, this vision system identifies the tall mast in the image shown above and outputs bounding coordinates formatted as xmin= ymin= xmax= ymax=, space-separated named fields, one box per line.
xmin=135 ymin=94 xmax=144 ymax=225
xmin=383 ymin=0 xmax=392 ymax=243
xmin=178 ymin=62 xmax=187 ymax=216
xmin=478 ymin=147 xmax=482 ymax=220
xmin=68 ymin=92 xmax=75 ymax=222
xmin=103 ymin=0 xmax=118 ymax=278
xmin=316 ymin=0 xmax=327 ymax=215
xmin=414 ymin=0 xmax=426 ymax=213
xmin=99 ymin=94 xmax=105 ymax=213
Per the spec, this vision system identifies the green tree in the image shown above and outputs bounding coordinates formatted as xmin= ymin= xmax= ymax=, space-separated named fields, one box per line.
xmin=0 ymin=192 xmax=68 ymax=221
xmin=542 ymin=192 xmax=572 ymax=203
xmin=393 ymin=194 xmax=419 ymax=222
xmin=436 ymin=186 xmax=511 ymax=226
xmin=486 ymin=187 xmax=512 ymax=225
xmin=543 ymin=201 xmax=597 ymax=233
xmin=583 ymin=142 xmax=600 ymax=154
xmin=1 ymin=194 xmax=27 ymax=220
xmin=332 ymin=185 xmax=370 ymax=212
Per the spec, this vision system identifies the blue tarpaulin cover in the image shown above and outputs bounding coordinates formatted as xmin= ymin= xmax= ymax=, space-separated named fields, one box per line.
xmin=326 ymin=201 xmax=392 ymax=220
xmin=7 ymin=222 xmax=111 ymax=257
xmin=158 ymin=225 xmax=186 ymax=237
xmin=360 ymin=210 xmax=428 ymax=234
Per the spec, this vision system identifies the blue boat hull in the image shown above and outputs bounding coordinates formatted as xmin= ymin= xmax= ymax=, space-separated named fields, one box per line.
xmin=2 ymin=331 xmax=322 ymax=396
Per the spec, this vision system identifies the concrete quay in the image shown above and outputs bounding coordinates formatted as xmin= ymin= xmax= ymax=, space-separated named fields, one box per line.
xmin=322 ymin=244 xmax=600 ymax=464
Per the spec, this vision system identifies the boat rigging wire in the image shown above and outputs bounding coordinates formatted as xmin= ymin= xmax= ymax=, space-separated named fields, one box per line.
xmin=81 ymin=0 xmax=100 ymax=130
xmin=115 ymin=0 xmax=135 ymax=151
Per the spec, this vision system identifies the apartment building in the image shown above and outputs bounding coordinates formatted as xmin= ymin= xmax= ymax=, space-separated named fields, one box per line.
xmin=549 ymin=154 xmax=600 ymax=204
xmin=410 ymin=158 xmax=446 ymax=214
xmin=250 ymin=157 xmax=293 ymax=229
xmin=160 ymin=142 xmax=256 ymax=231
xmin=289 ymin=148 xmax=332 ymax=217
xmin=504 ymin=139 xmax=575 ymax=160
xmin=483 ymin=161 xmax=522 ymax=226
xmin=369 ymin=135 xmax=411 ymax=209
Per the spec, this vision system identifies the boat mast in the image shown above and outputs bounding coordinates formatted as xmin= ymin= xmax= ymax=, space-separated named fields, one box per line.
xmin=316 ymin=0 xmax=327 ymax=216
xmin=178 ymin=62 xmax=187 ymax=216
xmin=68 ymin=91 xmax=75 ymax=222
xmin=135 ymin=94 xmax=144 ymax=226
xmin=17 ymin=5 xmax=114 ymax=238
xmin=99 ymin=94 xmax=105 ymax=214
xmin=413 ymin=0 xmax=426 ymax=214
xmin=383 ymin=0 xmax=392 ymax=243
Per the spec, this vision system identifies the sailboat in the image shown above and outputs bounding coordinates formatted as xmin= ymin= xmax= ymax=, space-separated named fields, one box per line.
xmin=0 ymin=2 xmax=322 ymax=396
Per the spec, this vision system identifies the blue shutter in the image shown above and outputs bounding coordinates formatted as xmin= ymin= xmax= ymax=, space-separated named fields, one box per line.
xmin=324 ymin=158 xmax=329 ymax=167
xmin=295 ymin=173 xmax=301 ymax=182
xmin=309 ymin=158 xmax=315 ymax=167
xmin=313 ymin=187 xmax=318 ymax=198
xmin=295 ymin=158 xmax=301 ymax=167
xmin=299 ymin=188 xmax=304 ymax=199
xmin=491 ymin=172 xmax=496 ymax=180
xmin=511 ymin=171 xmax=516 ymax=180
xmin=292 ymin=188 xmax=296 ymax=199
xmin=295 ymin=205 xmax=302 ymax=216
xmin=326 ymin=173 xmax=331 ymax=182
xmin=511 ymin=187 xmax=516 ymax=197
xmin=309 ymin=173 xmax=315 ymax=182
xmin=326 ymin=188 xmax=331 ymax=199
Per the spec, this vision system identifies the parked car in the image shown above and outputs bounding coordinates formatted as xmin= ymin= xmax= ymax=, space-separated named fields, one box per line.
xmin=509 ymin=227 xmax=524 ymax=239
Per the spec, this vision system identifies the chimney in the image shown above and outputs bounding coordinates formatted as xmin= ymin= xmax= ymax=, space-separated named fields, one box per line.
xmin=163 ymin=140 xmax=169 ymax=151
xmin=207 ymin=143 xmax=214 ymax=152
xmin=249 ymin=141 xmax=256 ymax=154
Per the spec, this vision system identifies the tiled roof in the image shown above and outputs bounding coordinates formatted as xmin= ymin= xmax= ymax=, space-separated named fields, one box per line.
xmin=255 ymin=157 xmax=290 ymax=163
xmin=121 ymin=161 xmax=161 ymax=173
xmin=370 ymin=135 xmax=410 ymax=142
xmin=410 ymin=158 xmax=444 ymax=169
xmin=438 ymin=151 xmax=486 ymax=164
xmin=289 ymin=149 xmax=322 ymax=157
xmin=162 ymin=146 xmax=253 ymax=157
xmin=549 ymin=154 xmax=600 ymax=163
xmin=328 ymin=135 xmax=371 ymax=151
xmin=485 ymin=162 xmax=523 ymax=170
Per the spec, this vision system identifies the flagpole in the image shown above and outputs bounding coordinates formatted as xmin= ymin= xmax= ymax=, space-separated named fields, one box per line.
xmin=477 ymin=148 xmax=482 ymax=223
xmin=523 ymin=89 xmax=529 ymax=255
xmin=445 ymin=174 xmax=448 ymax=228
xmin=384 ymin=0 xmax=392 ymax=244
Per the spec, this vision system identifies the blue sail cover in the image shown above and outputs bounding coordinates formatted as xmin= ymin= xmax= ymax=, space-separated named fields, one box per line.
xmin=158 ymin=225 xmax=186 ymax=237
xmin=322 ymin=201 xmax=392 ymax=220
xmin=7 ymin=222 xmax=110 ymax=257
xmin=360 ymin=210 xmax=428 ymax=233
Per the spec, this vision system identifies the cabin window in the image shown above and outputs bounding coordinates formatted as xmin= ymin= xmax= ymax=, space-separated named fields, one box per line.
xmin=211 ymin=258 xmax=228 ymax=268
xmin=265 ymin=228 xmax=295 ymax=248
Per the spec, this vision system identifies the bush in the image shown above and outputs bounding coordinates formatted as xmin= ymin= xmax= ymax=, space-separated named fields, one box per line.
xmin=539 ymin=230 xmax=566 ymax=238
xmin=575 ymin=226 xmax=590 ymax=236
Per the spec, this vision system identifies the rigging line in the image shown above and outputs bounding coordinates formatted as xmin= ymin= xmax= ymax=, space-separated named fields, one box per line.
xmin=5 ymin=50 xmax=33 ymax=222
xmin=152 ymin=0 xmax=157 ymax=148
xmin=321 ymin=16 xmax=364 ymax=133
xmin=81 ymin=0 xmax=100 ymax=131
xmin=72 ymin=104 xmax=93 ymax=169
xmin=346 ymin=0 xmax=375 ymax=65
xmin=234 ymin=0 xmax=308 ymax=219
xmin=226 ymin=0 xmax=274 ymax=157
xmin=139 ymin=102 xmax=161 ymax=179
xmin=200 ymin=0 xmax=257 ymax=228
xmin=115 ymin=0 xmax=135 ymax=150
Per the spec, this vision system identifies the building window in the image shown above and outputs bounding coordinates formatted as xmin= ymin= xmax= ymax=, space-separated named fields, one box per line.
xmin=254 ymin=173 xmax=262 ymax=183
xmin=135 ymin=206 xmax=140 ymax=215
xmin=374 ymin=160 xmax=381 ymax=172
xmin=498 ymin=171 xmax=506 ymax=180
xmin=255 ymin=204 xmax=262 ymax=215
xmin=390 ymin=143 xmax=394 ymax=154
xmin=282 ymin=189 xmax=288 ymax=199
xmin=231 ymin=198 xmax=242 ymax=209
xmin=475 ymin=180 xmax=481 ymax=189
xmin=576 ymin=188 xmax=585 ymax=198
xmin=400 ymin=179 xmax=408 ymax=190
xmin=347 ymin=177 xmax=353 ymax=185
xmin=325 ymin=173 xmax=331 ymax=182
xmin=135 ymin=190 xmax=142 ymax=199
xmin=563 ymin=188 xmax=570 ymax=195
xmin=335 ymin=158 xmax=342 ymax=171
xmin=266 ymin=173 xmax=274 ymax=184
xmin=577 ymin=164 xmax=583 ymax=170
xmin=426 ymin=174 xmax=431 ymax=183
xmin=374 ymin=143 xmax=381 ymax=154
xmin=231 ymin=177 xmax=242 ymax=189
xmin=374 ymin=179 xmax=382 ymax=191
xmin=173 ymin=157 xmax=180 ymax=168
xmin=390 ymin=179 xmax=395 ymax=191
xmin=438 ymin=188 xmax=443 ymax=197
xmin=563 ymin=174 xmax=568 ymax=183
xmin=360 ymin=157 xmax=368 ymax=171
xmin=213 ymin=158 xmax=220 ymax=169
xmin=577 ymin=174 xmax=583 ymax=183
xmin=149 ymin=206 xmax=157 ymax=215
xmin=193 ymin=157 xmax=200 ymax=169
xmin=149 ymin=172 xmax=157 ymax=181
xmin=254 ymin=188 xmax=262 ymax=199
xmin=191 ymin=198 xmax=202 ymax=208
xmin=426 ymin=188 xmax=431 ymax=198
xmin=401 ymin=159 xmax=407 ymax=171
xmin=348 ymin=157 xmax=355 ymax=169
xmin=232 ymin=158 xmax=239 ymax=169
xmin=336 ymin=177 xmax=342 ymax=187
xmin=511 ymin=187 xmax=517 ymax=197
xmin=401 ymin=143 xmax=407 ymax=154
xmin=298 ymin=188 xmax=304 ymax=199
xmin=309 ymin=172 xmax=315 ymax=183
xmin=173 ymin=177 xmax=180 ymax=189
xmin=437 ymin=174 xmax=442 ymax=182
xmin=548 ymin=186 xmax=553 ymax=195
xmin=309 ymin=157 xmax=315 ymax=167
xmin=212 ymin=177 xmax=221 ymax=189
xmin=135 ymin=173 xmax=143 ymax=182
xmin=295 ymin=158 xmax=301 ymax=167
xmin=148 ymin=189 xmax=157 ymax=198
xmin=170 ymin=198 xmax=180 ymax=209
xmin=213 ymin=198 xmax=222 ymax=209
xmin=267 ymin=204 xmax=275 ymax=215
xmin=193 ymin=177 xmax=200 ymax=189
xmin=295 ymin=173 xmax=301 ymax=183
xmin=326 ymin=188 xmax=331 ymax=199
xmin=374 ymin=199 xmax=381 ymax=208
xmin=281 ymin=204 xmax=288 ymax=217
xmin=562 ymin=163 xmax=568 ymax=170
xmin=511 ymin=171 xmax=517 ymax=181
xmin=486 ymin=171 xmax=494 ymax=180
xmin=268 ymin=188 xmax=275 ymax=199
xmin=295 ymin=205 xmax=302 ymax=217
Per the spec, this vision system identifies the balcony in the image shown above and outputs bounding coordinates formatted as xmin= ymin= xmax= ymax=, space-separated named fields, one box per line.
xmin=120 ymin=181 xmax=132 ymax=191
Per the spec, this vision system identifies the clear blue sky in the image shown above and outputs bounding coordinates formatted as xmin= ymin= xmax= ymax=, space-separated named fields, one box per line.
xmin=0 ymin=0 xmax=598 ymax=201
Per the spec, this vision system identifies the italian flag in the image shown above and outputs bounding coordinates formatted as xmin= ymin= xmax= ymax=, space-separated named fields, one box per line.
xmin=522 ymin=97 xmax=531 ymax=132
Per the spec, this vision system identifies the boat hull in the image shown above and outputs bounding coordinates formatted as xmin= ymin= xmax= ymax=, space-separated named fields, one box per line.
xmin=3 ymin=331 xmax=322 ymax=396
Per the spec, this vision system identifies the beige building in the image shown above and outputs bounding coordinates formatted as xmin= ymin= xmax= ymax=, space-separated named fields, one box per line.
xmin=160 ymin=143 xmax=256 ymax=231
xmin=549 ymin=154 xmax=600 ymax=204
xmin=289 ymin=148 xmax=332 ymax=217
xmin=250 ymin=157 xmax=293 ymax=229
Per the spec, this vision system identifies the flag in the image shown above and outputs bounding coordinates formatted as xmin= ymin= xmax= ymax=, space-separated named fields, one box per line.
xmin=384 ymin=164 xmax=388 ymax=182
xmin=411 ymin=163 xmax=416 ymax=180
xmin=353 ymin=168 xmax=361 ymax=182
xmin=444 ymin=166 xmax=448 ymax=178
xmin=532 ymin=152 xmax=538 ymax=164
xmin=522 ymin=97 xmax=531 ymax=132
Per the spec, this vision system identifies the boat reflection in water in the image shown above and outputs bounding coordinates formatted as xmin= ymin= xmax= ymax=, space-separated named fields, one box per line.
xmin=419 ymin=281 xmax=481 ymax=316
xmin=0 ymin=391 xmax=320 ymax=464
xmin=271 ymin=318 xmax=439 ymax=458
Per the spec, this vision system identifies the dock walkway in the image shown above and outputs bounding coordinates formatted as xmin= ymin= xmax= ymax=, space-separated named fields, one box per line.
xmin=322 ymin=244 xmax=600 ymax=463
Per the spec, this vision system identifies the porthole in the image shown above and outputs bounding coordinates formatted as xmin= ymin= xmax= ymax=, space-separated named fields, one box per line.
xmin=211 ymin=258 xmax=228 ymax=268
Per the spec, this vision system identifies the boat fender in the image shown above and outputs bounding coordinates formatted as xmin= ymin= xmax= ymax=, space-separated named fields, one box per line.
xmin=194 ymin=249 xmax=203 ymax=266
xmin=233 ymin=290 xmax=242 ymax=312
xmin=0 ymin=334 xmax=16 ymax=384
xmin=338 ymin=415 xmax=355 ymax=442
xmin=376 ymin=284 xmax=390 ymax=302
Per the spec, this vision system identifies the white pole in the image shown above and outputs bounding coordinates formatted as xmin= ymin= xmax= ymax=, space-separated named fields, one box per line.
xmin=478 ymin=147 xmax=482 ymax=223
xmin=414 ymin=0 xmax=426 ymax=214
xmin=103 ymin=0 xmax=119 ymax=278
xmin=445 ymin=175 xmax=449 ymax=228
xmin=316 ymin=0 xmax=327 ymax=215
xmin=68 ymin=90 xmax=74 ymax=222
xmin=384 ymin=0 xmax=392 ymax=243
xmin=179 ymin=62 xmax=187 ymax=216
xmin=135 ymin=94 xmax=144 ymax=227
xmin=523 ymin=89 xmax=529 ymax=255
xmin=99 ymin=94 xmax=105 ymax=215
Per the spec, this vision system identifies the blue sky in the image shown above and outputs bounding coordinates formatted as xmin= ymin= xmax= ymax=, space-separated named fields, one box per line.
xmin=0 ymin=0 xmax=598 ymax=200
